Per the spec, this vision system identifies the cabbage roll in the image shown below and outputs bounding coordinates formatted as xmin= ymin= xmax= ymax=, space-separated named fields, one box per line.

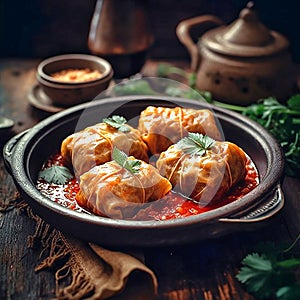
xmin=76 ymin=148 xmax=172 ymax=219
xmin=156 ymin=133 xmax=247 ymax=205
xmin=61 ymin=116 xmax=149 ymax=177
xmin=138 ymin=106 xmax=222 ymax=154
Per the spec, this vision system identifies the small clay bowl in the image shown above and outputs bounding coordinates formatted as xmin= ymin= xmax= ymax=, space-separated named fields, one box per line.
xmin=36 ymin=54 xmax=113 ymax=107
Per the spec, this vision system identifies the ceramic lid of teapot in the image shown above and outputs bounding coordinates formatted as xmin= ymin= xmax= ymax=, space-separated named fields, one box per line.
xmin=201 ymin=2 xmax=290 ymax=57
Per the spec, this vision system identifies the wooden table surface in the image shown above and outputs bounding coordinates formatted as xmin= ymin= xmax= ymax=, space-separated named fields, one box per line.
xmin=0 ymin=58 xmax=299 ymax=300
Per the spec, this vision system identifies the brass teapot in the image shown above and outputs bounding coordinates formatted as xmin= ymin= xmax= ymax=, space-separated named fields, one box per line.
xmin=176 ymin=2 xmax=297 ymax=105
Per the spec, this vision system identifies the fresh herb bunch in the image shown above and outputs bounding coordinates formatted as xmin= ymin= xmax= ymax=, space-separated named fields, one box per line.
xmin=236 ymin=236 xmax=300 ymax=300
xmin=103 ymin=115 xmax=130 ymax=133
xmin=244 ymin=96 xmax=300 ymax=177
xmin=112 ymin=147 xmax=141 ymax=174
xmin=177 ymin=133 xmax=215 ymax=156
xmin=214 ymin=96 xmax=300 ymax=177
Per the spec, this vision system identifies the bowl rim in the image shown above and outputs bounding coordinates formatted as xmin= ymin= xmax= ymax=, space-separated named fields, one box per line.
xmin=36 ymin=68 xmax=114 ymax=89
xmin=8 ymin=96 xmax=285 ymax=232
xmin=37 ymin=53 xmax=113 ymax=85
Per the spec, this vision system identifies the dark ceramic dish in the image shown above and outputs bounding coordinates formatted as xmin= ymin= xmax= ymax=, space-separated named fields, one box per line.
xmin=3 ymin=96 xmax=285 ymax=248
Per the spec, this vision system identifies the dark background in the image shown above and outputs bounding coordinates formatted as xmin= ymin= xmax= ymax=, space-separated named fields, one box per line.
xmin=1 ymin=0 xmax=299 ymax=62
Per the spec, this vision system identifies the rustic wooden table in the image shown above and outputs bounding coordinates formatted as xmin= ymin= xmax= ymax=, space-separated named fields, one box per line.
xmin=0 ymin=58 xmax=299 ymax=300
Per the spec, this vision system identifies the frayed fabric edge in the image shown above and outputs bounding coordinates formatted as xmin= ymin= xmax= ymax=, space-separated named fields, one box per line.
xmin=20 ymin=201 xmax=158 ymax=300
xmin=21 ymin=202 xmax=96 ymax=300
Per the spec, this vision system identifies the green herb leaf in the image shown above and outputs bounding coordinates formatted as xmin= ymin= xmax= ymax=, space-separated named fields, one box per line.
xmin=112 ymin=80 xmax=159 ymax=96
xmin=176 ymin=133 xmax=215 ymax=156
xmin=236 ymin=234 xmax=300 ymax=299
xmin=164 ymin=86 xmax=205 ymax=101
xmin=276 ymin=284 xmax=300 ymax=300
xmin=38 ymin=165 xmax=73 ymax=185
xmin=276 ymin=258 xmax=300 ymax=269
xmin=242 ymin=253 xmax=273 ymax=271
xmin=236 ymin=253 xmax=279 ymax=298
xmin=103 ymin=115 xmax=130 ymax=133
xmin=112 ymin=147 xmax=141 ymax=174
xmin=287 ymin=94 xmax=300 ymax=110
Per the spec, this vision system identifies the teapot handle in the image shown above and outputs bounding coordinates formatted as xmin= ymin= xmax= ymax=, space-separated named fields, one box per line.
xmin=176 ymin=15 xmax=223 ymax=71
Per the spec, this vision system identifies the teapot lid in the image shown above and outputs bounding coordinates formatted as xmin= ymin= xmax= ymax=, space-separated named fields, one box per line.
xmin=201 ymin=2 xmax=290 ymax=57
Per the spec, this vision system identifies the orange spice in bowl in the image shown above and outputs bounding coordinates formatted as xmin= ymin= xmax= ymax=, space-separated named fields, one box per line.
xmin=51 ymin=68 xmax=102 ymax=83
xmin=36 ymin=54 xmax=113 ymax=107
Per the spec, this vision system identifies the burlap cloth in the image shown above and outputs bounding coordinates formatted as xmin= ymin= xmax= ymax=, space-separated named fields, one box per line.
xmin=10 ymin=198 xmax=158 ymax=300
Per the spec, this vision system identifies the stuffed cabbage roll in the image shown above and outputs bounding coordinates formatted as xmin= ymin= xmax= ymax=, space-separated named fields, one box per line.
xmin=61 ymin=116 xmax=149 ymax=177
xmin=156 ymin=133 xmax=247 ymax=205
xmin=138 ymin=106 xmax=222 ymax=154
xmin=76 ymin=148 xmax=172 ymax=219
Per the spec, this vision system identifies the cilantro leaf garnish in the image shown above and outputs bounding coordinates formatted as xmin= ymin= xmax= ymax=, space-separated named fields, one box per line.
xmin=103 ymin=115 xmax=130 ymax=133
xmin=236 ymin=252 xmax=297 ymax=299
xmin=276 ymin=284 xmax=300 ymax=300
xmin=112 ymin=147 xmax=141 ymax=174
xmin=236 ymin=235 xmax=300 ymax=299
xmin=176 ymin=132 xmax=215 ymax=156
xmin=38 ymin=165 xmax=73 ymax=185
xmin=236 ymin=253 xmax=274 ymax=297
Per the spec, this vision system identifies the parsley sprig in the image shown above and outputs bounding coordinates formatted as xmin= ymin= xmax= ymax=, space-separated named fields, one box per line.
xmin=103 ymin=115 xmax=130 ymax=133
xmin=176 ymin=133 xmax=215 ymax=156
xmin=38 ymin=165 xmax=73 ymax=185
xmin=112 ymin=147 xmax=141 ymax=174
xmin=241 ymin=96 xmax=300 ymax=177
xmin=236 ymin=236 xmax=300 ymax=299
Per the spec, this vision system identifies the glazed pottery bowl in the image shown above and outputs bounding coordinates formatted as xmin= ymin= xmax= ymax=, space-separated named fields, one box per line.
xmin=3 ymin=96 xmax=285 ymax=248
xmin=36 ymin=54 xmax=113 ymax=107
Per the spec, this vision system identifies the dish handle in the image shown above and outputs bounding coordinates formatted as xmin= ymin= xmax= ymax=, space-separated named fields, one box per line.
xmin=219 ymin=183 xmax=284 ymax=223
xmin=3 ymin=130 xmax=30 ymax=175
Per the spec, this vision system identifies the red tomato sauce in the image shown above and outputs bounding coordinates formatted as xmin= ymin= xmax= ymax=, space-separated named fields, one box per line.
xmin=37 ymin=153 xmax=259 ymax=220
